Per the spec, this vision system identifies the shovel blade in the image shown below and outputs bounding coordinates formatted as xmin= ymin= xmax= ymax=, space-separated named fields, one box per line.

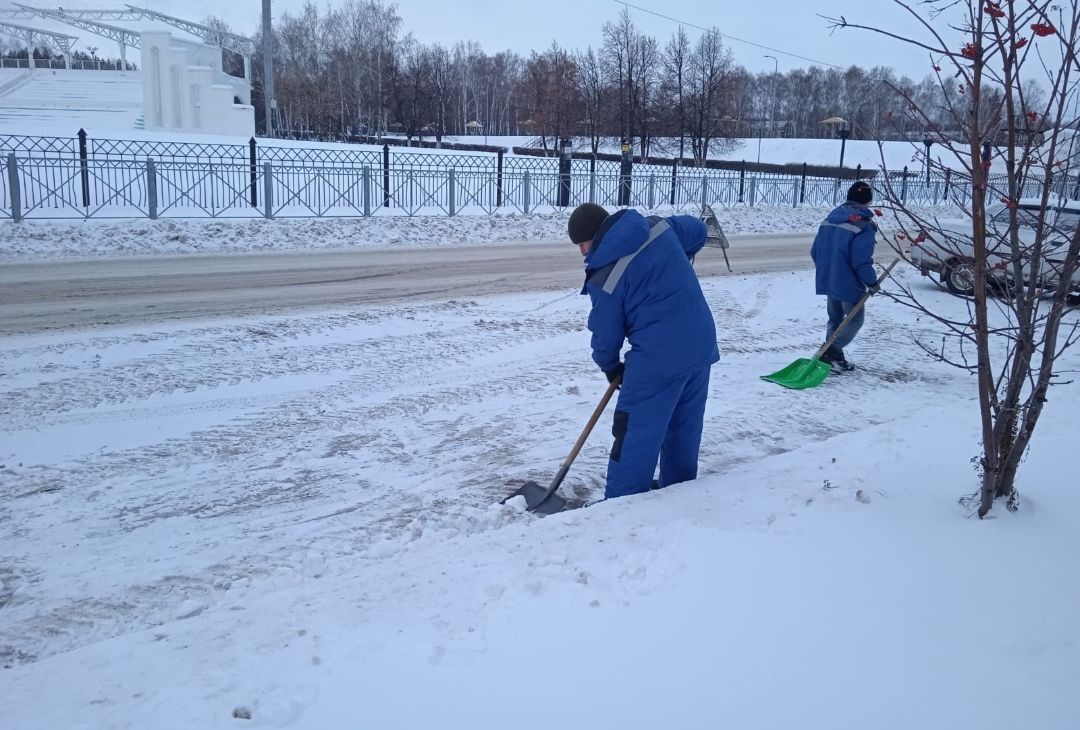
xmin=701 ymin=206 xmax=730 ymax=250
xmin=761 ymin=357 xmax=832 ymax=390
xmin=503 ymin=481 xmax=567 ymax=516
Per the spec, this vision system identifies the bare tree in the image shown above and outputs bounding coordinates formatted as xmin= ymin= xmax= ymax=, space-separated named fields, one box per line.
xmin=428 ymin=44 xmax=454 ymax=146
xmin=390 ymin=38 xmax=433 ymax=143
xmin=546 ymin=42 xmax=582 ymax=146
xmin=662 ymin=27 xmax=693 ymax=161
xmin=335 ymin=0 xmax=403 ymax=135
xmin=830 ymin=1 xmax=1080 ymax=517
xmin=456 ymin=41 xmax=525 ymax=137
xmin=490 ymin=51 xmax=526 ymax=135
xmin=453 ymin=41 xmax=479 ymax=133
xmin=275 ymin=2 xmax=326 ymax=133
xmin=522 ymin=50 xmax=553 ymax=149
xmin=686 ymin=28 xmax=733 ymax=165
xmin=254 ymin=1 xmax=1008 ymax=148
xmin=602 ymin=9 xmax=639 ymax=148
xmin=636 ymin=33 xmax=661 ymax=158
xmin=577 ymin=46 xmax=608 ymax=155
xmin=519 ymin=45 xmax=579 ymax=149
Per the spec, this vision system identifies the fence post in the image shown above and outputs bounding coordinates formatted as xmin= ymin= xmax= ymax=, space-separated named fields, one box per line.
xmin=249 ymin=136 xmax=258 ymax=208
xmin=901 ymin=165 xmax=908 ymax=202
xmin=618 ymin=141 xmax=632 ymax=206
xmin=944 ymin=169 xmax=951 ymax=201
xmin=669 ymin=156 xmax=678 ymax=205
xmin=448 ymin=168 xmax=456 ymax=216
xmin=647 ymin=174 xmax=655 ymax=209
xmin=146 ymin=157 xmax=158 ymax=220
xmin=800 ymin=163 xmax=807 ymax=205
xmin=1073 ymin=172 xmax=1080 ymax=201
xmin=496 ymin=150 xmax=504 ymax=207
xmin=78 ymin=127 xmax=90 ymax=207
xmin=523 ymin=170 xmax=531 ymax=214
xmin=700 ymin=174 xmax=708 ymax=211
xmin=7 ymin=153 xmax=21 ymax=222
xmin=738 ymin=160 xmax=746 ymax=203
xmin=558 ymin=138 xmax=572 ymax=207
xmin=792 ymin=178 xmax=799 ymax=208
xmin=588 ymin=158 xmax=596 ymax=204
xmin=362 ymin=166 xmax=371 ymax=216
xmin=382 ymin=144 xmax=391 ymax=208
xmin=208 ymin=161 xmax=216 ymax=210
xmin=749 ymin=176 xmax=757 ymax=206
xmin=263 ymin=162 xmax=273 ymax=219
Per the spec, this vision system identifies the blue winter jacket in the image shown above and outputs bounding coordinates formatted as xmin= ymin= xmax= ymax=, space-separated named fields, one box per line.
xmin=811 ymin=202 xmax=879 ymax=302
xmin=581 ymin=209 xmax=719 ymax=384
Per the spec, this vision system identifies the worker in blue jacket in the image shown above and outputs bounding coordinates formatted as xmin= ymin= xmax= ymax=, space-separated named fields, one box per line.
xmin=567 ymin=203 xmax=719 ymax=500
xmin=810 ymin=180 xmax=880 ymax=372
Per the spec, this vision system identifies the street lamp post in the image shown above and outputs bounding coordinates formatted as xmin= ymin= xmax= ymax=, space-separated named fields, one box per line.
xmin=838 ymin=124 xmax=851 ymax=170
xmin=820 ymin=116 xmax=849 ymax=197
xmin=923 ymin=133 xmax=932 ymax=185
xmin=619 ymin=140 xmax=633 ymax=206
xmin=262 ymin=0 xmax=275 ymax=137
xmin=764 ymin=54 xmax=778 ymax=142
xmin=747 ymin=117 xmax=768 ymax=164
xmin=558 ymin=136 xmax=573 ymax=207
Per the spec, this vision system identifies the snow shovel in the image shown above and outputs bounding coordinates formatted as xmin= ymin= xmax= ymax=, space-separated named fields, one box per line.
xmin=761 ymin=258 xmax=900 ymax=390
xmin=701 ymin=204 xmax=733 ymax=272
xmin=503 ymin=377 xmax=620 ymax=515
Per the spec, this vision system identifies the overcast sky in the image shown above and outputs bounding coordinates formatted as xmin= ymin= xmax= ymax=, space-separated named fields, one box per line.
xmin=9 ymin=0 xmax=962 ymax=80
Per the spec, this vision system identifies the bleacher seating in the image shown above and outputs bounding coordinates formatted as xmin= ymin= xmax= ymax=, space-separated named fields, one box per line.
xmin=0 ymin=68 xmax=143 ymax=133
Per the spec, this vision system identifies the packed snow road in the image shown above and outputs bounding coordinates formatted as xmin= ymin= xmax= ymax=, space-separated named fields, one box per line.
xmin=0 ymin=233 xmax=812 ymax=335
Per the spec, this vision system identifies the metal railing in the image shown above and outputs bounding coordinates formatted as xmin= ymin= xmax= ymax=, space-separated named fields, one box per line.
xmin=3 ymin=151 xmax=1074 ymax=222
xmin=0 ymin=59 xmax=135 ymax=71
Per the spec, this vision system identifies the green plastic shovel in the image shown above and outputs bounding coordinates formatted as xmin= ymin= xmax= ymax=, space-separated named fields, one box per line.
xmin=762 ymin=259 xmax=899 ymax=390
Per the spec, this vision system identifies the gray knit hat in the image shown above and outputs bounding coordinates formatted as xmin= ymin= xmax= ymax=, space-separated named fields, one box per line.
xmin=567 ymin=203 xmax=609 ymax=244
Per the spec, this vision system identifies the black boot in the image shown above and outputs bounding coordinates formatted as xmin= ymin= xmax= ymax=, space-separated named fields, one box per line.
xmin=820 ymin=349 xmax=855 ymax=372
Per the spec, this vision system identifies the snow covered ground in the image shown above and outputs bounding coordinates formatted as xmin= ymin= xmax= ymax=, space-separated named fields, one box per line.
xmin=0 ymin=204 xmax=963 ymax=262
xmin=2 ymin=39 xmax=1077 ymax=730
xmin=0 ymin=207 xmax=816 ymax=261
xmin=2 ymin=261 xmax=1078 ymax=729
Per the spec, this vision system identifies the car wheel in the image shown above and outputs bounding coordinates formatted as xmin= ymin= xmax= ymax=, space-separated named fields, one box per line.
xmin=943 ymin=259 xmax=976 ymax=296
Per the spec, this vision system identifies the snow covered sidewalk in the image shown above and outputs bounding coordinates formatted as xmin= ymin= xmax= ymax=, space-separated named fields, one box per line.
xmin=1 ymin=266 xmax=1077 ymax=729
xmin=0 ymin=205 xmax=960 ymax=261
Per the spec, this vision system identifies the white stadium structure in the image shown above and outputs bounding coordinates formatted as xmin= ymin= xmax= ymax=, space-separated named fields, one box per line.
xmin=0 ymin=4 xmax=254 ymax=137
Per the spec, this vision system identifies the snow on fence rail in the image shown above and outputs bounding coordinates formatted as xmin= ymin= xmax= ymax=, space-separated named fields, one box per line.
xmin=1 ymin=131 xmax=1077 ymax=221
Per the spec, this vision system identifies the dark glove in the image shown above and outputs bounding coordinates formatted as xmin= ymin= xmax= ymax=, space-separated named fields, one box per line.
xmin=866 ymin=282 xmax=881 ymax=296
xmin=604 ymin=362 xmax=625 ymax=386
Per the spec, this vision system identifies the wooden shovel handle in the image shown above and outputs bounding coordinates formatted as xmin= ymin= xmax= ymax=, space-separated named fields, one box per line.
xmin=529 ymin=377 xmax=621 ymax=512
xmin=561 ymin=377 xmax=621 ymax=470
